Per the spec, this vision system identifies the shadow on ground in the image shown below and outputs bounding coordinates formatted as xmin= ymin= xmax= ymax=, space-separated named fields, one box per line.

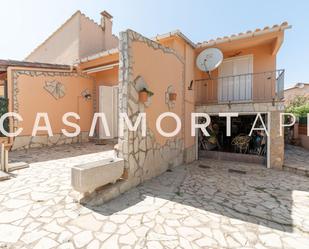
xmin=8 ymin=142 xmax=309 ymax=235
xmin=87 ymin=159 xmax=309 ymax=234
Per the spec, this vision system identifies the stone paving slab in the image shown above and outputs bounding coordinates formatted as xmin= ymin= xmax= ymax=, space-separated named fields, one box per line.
xmin=284 ymin=144 xmax=309 ymax=176
xmin=0 ymin=143 xmax=309 ymax=248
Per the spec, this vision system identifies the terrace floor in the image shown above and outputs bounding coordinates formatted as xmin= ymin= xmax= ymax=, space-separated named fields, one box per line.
xmin=0 ymin=143 xmax=309 ymax=248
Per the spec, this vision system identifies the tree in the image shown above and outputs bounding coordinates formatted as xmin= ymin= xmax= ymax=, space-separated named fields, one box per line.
xmin=286 ymin=95 xmax=309 ymax=117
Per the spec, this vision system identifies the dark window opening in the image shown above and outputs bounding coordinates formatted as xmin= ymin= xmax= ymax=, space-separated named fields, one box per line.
xmin=198 ymin=114 xmax=267 ymax=157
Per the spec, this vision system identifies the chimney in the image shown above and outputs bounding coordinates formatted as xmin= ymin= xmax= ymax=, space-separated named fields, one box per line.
xmin=100 ymin=11 xmax=113 ymax=32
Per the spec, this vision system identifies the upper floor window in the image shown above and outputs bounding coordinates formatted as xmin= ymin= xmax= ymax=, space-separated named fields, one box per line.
xmin=218 ymin=55 xmax=253 ymax=102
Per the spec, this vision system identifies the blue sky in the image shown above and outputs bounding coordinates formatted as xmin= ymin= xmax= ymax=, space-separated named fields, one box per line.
xmin=0 ymin=0 xmax=308 ymax=88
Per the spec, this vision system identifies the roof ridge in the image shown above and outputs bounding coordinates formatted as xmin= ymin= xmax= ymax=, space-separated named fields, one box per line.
xmin=25 ymin=10 xmax=82 ymax=62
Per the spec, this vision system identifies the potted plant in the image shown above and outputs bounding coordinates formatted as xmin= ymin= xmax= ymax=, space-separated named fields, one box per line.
xmin=169 ymin=92 xmax=177 ymax=101
xmin=139 ymin=88 xmax=154 ymax=103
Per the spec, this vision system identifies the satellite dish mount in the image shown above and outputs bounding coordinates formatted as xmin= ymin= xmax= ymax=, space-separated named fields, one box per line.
xmin=196 ymin=48 xmax=223 ymax=79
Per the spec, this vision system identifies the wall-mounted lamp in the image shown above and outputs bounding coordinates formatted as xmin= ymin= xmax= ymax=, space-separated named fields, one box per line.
xmin=81 ymin=89 xmax=92 ymax=100
xmin=83 ymin=93 xmax=92 ymax=100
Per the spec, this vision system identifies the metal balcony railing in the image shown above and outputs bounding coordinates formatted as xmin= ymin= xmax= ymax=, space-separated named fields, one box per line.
xmin=195 ymin=69 xmax=285 ymax=105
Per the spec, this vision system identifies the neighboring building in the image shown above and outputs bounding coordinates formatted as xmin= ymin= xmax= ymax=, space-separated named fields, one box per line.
xmin=25 ymin=11 xmax=118 ymax=65
xmin=284 ymin=83 xmax=309 ymax=104
xmin=0 ymin=10 xmax=291 ymax=202
xmin=284 ymin=83 xmax=309 ymax=150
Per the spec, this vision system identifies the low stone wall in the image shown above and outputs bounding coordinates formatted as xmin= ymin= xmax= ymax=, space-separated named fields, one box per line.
xmin=80 ymin=132 xmax=184 ymax=206
xmin=11 ymin=131 xmax=89 ymax=150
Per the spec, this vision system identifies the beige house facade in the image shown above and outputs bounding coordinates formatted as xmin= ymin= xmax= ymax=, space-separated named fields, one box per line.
xmin=285 ymin=83 xmax=309 ymax=104
xmin=0 ymin=10 xmax=292 ymax=202
xmin=285 ymin=83 xmax=309 ymax=149
xmin=25 ymin=11 xmax=118 ymax=65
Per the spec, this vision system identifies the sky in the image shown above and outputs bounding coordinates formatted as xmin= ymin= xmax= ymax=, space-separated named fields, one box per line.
xmin=0 ymin=0 xmax=308 ymax=88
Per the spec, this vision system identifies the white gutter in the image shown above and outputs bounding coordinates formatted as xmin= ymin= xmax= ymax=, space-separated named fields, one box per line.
xmin=77 ymin=48 xmax=119 ymax=64
xmin=153 ymin=30 xmax=196 ymax=48
xmin=83 ymin=62 xmax=119 ymax=74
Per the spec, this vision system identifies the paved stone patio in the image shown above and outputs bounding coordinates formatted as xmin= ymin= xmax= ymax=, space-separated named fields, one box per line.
xmin=0 ymin=143 xmax=309 ymax=248
xmin=284 ymin=144 xmax=309 ymax=176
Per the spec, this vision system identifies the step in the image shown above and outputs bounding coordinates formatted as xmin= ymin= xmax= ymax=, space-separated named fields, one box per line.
xmin=8 ymin=162 xmax=29 ymax=172
xmin=0 ymin=170 xmax=10 ymax=181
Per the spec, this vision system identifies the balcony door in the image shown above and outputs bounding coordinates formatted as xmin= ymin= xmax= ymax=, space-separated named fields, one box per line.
xmin=218 ymin=55 xmax=253 ymax=102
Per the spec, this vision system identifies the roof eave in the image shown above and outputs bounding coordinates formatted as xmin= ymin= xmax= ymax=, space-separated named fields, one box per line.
xmin=153 ymin=30 xmax=196 ymax=48
xmin=0 ymin=59 xmax=72 ymax=71
xmin=197 ymin=24 xmax=292 ymax=49
xmin=76 ymin=48 xmax=119 ymax=64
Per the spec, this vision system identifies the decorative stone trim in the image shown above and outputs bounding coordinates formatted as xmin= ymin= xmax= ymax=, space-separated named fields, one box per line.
xmin=11 ymin=131 xmax=90 ymax=151
xmin=125 ymin=29 xmax=185 ymax=64
xmin=9 ymin=69 xmax=96 ymax=142
xmin=165 ymin=85 xmax=176 ymax=110
xmin=81 ymin=29 xmax=187 ymax=206
xmin=11 ymin=69 xmax=94 ymax=113
xmin=118 ymin=29 xmax=186 ymax=168
xmin=44 ymin=80 xmax=66 ymax=99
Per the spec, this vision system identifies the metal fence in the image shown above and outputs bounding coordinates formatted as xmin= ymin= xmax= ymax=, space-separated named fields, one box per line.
xmin=195 ymin=70 xmax=285 ymax=105
xmin=299 ymin=116 xmax=308 ymax=125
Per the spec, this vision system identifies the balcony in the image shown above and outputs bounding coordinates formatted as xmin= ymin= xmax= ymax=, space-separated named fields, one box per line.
xmin=194 ymin=70 xmax=284 ymax=106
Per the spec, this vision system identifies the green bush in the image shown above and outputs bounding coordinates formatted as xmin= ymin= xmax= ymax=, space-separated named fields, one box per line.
xmin=286 ymin=95 xmax=309 ymax=117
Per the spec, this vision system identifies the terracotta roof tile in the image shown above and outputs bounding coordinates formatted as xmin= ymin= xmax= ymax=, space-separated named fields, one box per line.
xmin=197 ymin=22 xmax=291 ymax=48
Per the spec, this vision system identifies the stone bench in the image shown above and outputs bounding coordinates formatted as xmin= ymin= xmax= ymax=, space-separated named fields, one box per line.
xmin=71 ymin=158 xmax=124 ymax=194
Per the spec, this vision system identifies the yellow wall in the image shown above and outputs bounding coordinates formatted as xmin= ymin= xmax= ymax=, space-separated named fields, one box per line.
xmin=90 ymin=66 xmax=119 ymax=113
xmin=78 ymin=53 xmax=118 ymax=71
xmin=7 ymin=67 xmax=94 ymax=136
xmin=159 ymin=37 xmax=196 ymax=148
xmin=131 ymin=40 xmax=184 ymax=146
xmin=196 ymin=43 xmax=277 ymax=102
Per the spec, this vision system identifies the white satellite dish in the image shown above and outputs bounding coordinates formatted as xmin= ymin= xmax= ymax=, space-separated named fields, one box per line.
xmin=196 ymin=48 xmax=223 ymax=73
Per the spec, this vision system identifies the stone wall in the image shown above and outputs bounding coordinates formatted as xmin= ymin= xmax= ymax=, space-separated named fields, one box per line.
xmin=118 ymin=29 xmax=186 ymax=178
xmin=117 ymin=29 xmax=185 ymax=171
xmin=81 ymin=30 xmax=187 ymax=206
xmin=269 ymin=111 xmax=284 ymax=169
